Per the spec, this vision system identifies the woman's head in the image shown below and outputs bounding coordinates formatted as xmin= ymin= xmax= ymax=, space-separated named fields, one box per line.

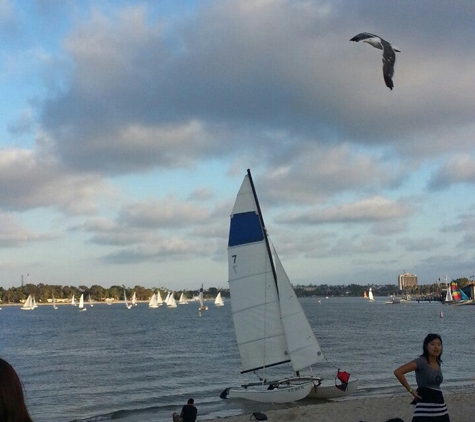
xmin=0 ymin=358 xmax=33 ymax=422
xmin=421 ymin=333 xmax=443 ymax=364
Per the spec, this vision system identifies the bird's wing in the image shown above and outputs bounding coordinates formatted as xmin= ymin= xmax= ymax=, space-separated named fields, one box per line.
xmin=381 ymin=40 xmax=396 ymax=90
xmin=349 ymin=32 xmax=379 ymax=42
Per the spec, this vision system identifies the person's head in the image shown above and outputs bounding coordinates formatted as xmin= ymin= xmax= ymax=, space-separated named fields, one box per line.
xmin=187 ymin=398 xmax=194 ymax=405
xmin=421 ymin=333 xmax=443 ymax=364
xmin=0 ymin=358 xmax=33 ymax=422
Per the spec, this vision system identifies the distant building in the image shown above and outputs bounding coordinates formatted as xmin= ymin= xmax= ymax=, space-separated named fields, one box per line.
xmin=398 ymin=272 xmax=418 ymax=290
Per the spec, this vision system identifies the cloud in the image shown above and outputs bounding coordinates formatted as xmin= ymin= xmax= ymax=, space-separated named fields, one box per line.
xmin=279 ymin=196 xmax=411 ymax=225
xmin=36 ymin=0 xmax=475 ymax=179
xmin=0 ymin=146 xmax=112 ymax=214
xmin=0 ymin=212 xmax=52 ymax=247
xmin=428 ymin=154 xmax=475 ymax=190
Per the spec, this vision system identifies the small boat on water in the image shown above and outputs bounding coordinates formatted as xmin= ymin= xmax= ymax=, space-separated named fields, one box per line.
xmin=220 ymin=170 xmax=358 ymax=403
xmin=78 ymin=294 xmax=87 ymax=311
xmin=385 ymin=297 xmax=400 ymax=304
xmin=148 ymin=293 xmax=159 ymax=308
xmin=214 ymin=292 xmax=224 ymax=307
xmin=368 ymin=288 xmax=375 ymax=302
xmin=198 ymin=284 xmax=208 ymax=311
xmin=21 ymin=295 xmax=35 ymax=311
xmin=124 ymin=290 xmax=132 ymax=309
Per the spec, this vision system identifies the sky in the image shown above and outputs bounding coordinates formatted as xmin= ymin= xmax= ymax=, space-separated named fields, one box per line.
xmin=0 ymin=0 xmax=474 ymax=291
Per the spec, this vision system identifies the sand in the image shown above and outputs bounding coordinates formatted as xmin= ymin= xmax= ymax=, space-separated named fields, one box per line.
xmin=207 ymin=391 xmax=475 ymax=422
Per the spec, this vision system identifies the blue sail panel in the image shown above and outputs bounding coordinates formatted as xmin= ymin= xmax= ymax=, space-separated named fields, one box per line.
xmin=228 ymin=212 xmax=264 ymax=247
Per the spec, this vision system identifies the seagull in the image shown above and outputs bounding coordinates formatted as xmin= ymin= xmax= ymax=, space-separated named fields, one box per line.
xmin=350 ymin=32 xmax=400 ymax=90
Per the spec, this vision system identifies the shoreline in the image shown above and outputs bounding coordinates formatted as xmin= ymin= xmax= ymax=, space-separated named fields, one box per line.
xmin=203 ymin=390 xmax=475 ymax=422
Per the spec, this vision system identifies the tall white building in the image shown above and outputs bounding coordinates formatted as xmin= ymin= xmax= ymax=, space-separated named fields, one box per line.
xmin=398 ymin=272 xmax=417 ymax=290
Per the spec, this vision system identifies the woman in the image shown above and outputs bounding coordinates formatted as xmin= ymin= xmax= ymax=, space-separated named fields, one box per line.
xmin=0 ymin=358 xmax=34 ymax=421
xmin=394 ymin=333 xmax=450 ymax=421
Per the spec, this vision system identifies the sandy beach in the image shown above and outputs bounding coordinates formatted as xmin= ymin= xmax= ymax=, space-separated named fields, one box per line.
xmin=208 ymin=391 xmax=475 ymax=422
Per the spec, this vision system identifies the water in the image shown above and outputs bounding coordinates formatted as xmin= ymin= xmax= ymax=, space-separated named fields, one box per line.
xmin=1 ymin=298 xmax=474 ymax=421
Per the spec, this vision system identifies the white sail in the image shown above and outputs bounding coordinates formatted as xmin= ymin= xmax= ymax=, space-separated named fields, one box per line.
xmin=89 ymin=295 xmax=94 ymax=307
xmin=156 ymin=291 xmax=164 ymax=304
xmin=179 ymin=292 xmax=188 ymax=304
xmin=215 ymin=292 xmax=224 ymax=306
xmin=274 ymin=249 xmax=325 ymax=371
xmin=368 ymin=288 xmax=374 ymax=301
xmin=71 ymin=295 xmax=76 ymax=306
xmin=53 ymin=295 xmax=58 ymax=310
xmin=164 ymin=292 xmax=171 ymax=305
xmin=167 ymin=292 xmax=177 ymax=308
xmin=132 ymin=292 xmax=137 ymax=306
xmin=32 ymin=297 xmax=38 ymax=308
xmin=78 ymin=294 xmax=86 ymax=311
xmin=21 ymin=295 xmax=34 ymax=311
xmin=228 ymin=174 xmax=288 ymax=372
xmin=124 ymin=290 xmax=132 ymax=309
xmin=148 ymin=293 xmax=158 ymax=308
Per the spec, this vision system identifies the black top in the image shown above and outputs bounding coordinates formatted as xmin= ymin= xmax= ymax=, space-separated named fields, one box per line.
xmin=181 ymin=404 xmax=197 ymax=422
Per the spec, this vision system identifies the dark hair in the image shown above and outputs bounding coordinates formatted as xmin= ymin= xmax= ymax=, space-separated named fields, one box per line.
xmin=421 ymin=333 xmax=443 ymax=364
xmin=0 ymin=358 xmax=34 ymax=422
xmin=187 ymin=398 xmax=194 ymax=405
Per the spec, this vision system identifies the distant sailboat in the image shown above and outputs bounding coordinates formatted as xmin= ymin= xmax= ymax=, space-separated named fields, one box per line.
xmin=21 ymin=295 xmax=35 ymax=311
xmin=368 ymin=288 xmax=375 ymax=302
xmin=78 ymin=294 xmax=87 ymax=311
xmin=71 ymin=295 xmax=77 ymax=306
xmin=198 ymin=284 xmax=208 ymax=311
xmin=124 ymin=290 xmax=132 ymax=309
xmin=178 ymin=292 xmax=188 ymax=305
xmin=32 ymin=297 xmax=38 ymax=308
xmin=156 ymin=291 xmax=164 ymax=305
xmin=131 ymin=292 xmax=137 ymax=306
xmin=148 ymin=293 xmax=159 ymax=308
xmin=53 ymin=295 xmax=58 ymax=310
xmin=215 ymin=292 xmax=224 ymax=307
xmin=89 ymin=295 xmax=94 ymax=307
xmin=167 ymin=292 xmax=177 ymax=308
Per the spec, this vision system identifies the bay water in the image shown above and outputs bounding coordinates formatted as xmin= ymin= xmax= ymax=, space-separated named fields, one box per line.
xmin=1 ymin=297 xmax=474 ymax=421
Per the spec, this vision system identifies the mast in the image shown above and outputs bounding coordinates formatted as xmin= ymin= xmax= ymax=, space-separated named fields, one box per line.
xmin=246 ymin=169 xmax=278 ymax=287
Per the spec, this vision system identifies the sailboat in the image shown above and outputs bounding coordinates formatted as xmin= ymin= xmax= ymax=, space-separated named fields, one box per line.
xmin=124 ymin=290 xmax=132 ymax=309
xmin=89 ymin=295 xmax=94 ymax=307
xmin=32 ymin=297 xmax=38 ymax=308
xmin=21 ymin=295 xmax=35 ymax=311
xmin=53 ymin=295 xmax=58 ymax=310
xmin=178 ymin=292 xmax=188 ymax=305
xmin=71 ymin=295 xmax=77 ymax=306
xmin=220 ymin=170 xmax=358 ymax=403
xmin=214 ymin=292 xmax=224 ymax=307
xmin=131 ymin=292 xmax=137 ymax=306
xmin=78 ymin=294 xmax=87 ymax=311
xmin=167 ymin=292 xmax=177 ymax=308
xmin=198 ymin=284 xmax=208 ymax=311
xmin=368 ymin=288 xmax=375 ymax=302
xmin=148 ymin=293 xmax=159 ymax=308
xmin=156 ymin=291 xmax=164 ymax=305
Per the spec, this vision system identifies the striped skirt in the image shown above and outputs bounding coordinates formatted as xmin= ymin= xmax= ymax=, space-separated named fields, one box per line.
xmin=412 ymin=387 xmax=450 ymax=421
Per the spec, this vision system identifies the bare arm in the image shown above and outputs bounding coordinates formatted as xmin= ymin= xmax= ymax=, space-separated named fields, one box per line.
xmin=394 ymin=361 xmax=420 ymax=398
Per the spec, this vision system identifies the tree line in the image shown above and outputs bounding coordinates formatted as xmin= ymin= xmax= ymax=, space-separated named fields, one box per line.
xmin=1 ymin=277 xmax=471 ymax=304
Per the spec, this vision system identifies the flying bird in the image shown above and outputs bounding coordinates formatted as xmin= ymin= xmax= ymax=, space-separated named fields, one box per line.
xmin=350 ymin=32 xmax=400 ymax=90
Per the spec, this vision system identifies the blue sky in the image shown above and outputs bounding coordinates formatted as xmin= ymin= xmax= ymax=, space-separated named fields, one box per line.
xmin=1 ymin=0 xmax=474 ymax=290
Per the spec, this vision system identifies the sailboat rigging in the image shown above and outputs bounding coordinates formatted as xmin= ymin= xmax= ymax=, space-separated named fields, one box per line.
xmin=220 ymin=169 xmax=358 ymax=403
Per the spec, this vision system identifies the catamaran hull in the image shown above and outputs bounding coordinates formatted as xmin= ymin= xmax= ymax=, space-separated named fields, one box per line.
xmin=221 ymin=381 xmax=314 ymax=403
xmin=306 ymin=378 xmax=359 ymax=399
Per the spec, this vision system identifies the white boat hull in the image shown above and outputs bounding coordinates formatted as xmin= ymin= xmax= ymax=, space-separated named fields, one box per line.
xmin=306 ymin=378 xmax=359 ymax=399
xmin=222 ymin=381 xmax=314 ymax=403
